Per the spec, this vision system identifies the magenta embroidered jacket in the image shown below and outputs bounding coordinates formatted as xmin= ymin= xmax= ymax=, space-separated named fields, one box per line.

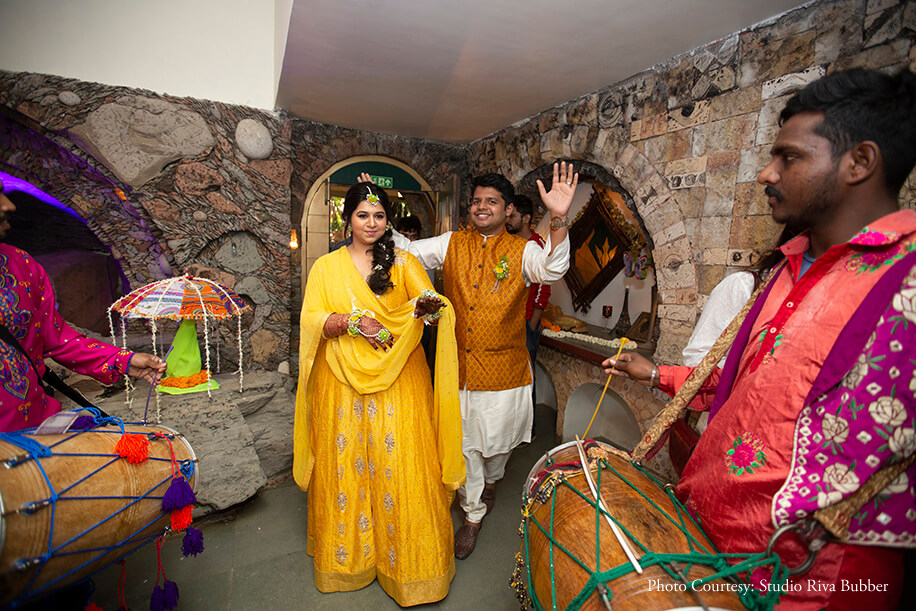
xmin=659 ymin=210 xmax=916 ymax=607
xmin=0 ymin=244 xmax=133 ymax=431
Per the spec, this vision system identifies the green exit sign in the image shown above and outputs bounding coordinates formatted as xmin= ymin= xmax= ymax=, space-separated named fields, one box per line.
xmin=370 ymin=175 xmax=393 ymax=188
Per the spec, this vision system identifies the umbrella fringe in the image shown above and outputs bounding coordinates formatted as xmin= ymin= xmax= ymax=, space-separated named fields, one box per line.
xmin=108 ymin=274 xmax=251 ymax=402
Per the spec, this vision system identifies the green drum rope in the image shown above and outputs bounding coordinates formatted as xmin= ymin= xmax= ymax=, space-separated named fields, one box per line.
xmin=514 ymin=456 xmax=790 ymax=611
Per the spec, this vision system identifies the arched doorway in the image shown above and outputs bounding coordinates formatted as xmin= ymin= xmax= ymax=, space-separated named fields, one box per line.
xmin=298 ymin=155 xmax=440 ymax=286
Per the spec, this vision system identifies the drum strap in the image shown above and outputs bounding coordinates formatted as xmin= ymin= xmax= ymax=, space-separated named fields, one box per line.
xmin=630 ymin=266 xmax=778 ymax=463
xmin=0 ymin=323 xmax=98 ymax=409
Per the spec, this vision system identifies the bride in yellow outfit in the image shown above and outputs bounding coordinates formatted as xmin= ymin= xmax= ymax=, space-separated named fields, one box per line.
xmin=294 ymin=181 xmax=465 ymax=606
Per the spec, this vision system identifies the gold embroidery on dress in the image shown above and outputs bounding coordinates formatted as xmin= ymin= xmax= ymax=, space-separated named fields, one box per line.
xmin=354 ymin=397 xmax=364 ymax=419
xmin=336 ymin=433 xmax=347 ymax=454
xmin=337 ymin=492 xmax=347 ymax=511
xmin=338 ymin=522 xmax=345 ymax=535
xmin=367 ymin=432 xmax=374 ymax=447
xmin=385 ymin=467 xmax=392 ymax=481
xmin=363 ymin=543 xmax=371 ymax=557
xmin=336 ymin=545 xmax=348 ymax=565
xmin=337 ymin=405 xmax=344 ymax=420
xmin=358 ymin=512 xmax=370 ymax=533
xmin=388 ymin=547 xmax=396 ymax=567
xmin=359 ymin=487 xmax=366 ymax=501
xmin=385 ymin=431 xmax=395 ymax=454
xmin=383 ymin=492 xmax=394 ymax=512
xmin=355 ymin=455 xmax=365 ymax=475
xmin=369 ymin=459 xmax=376 ymax=478
xmin=367 ymin=398 xmax=378 ymax=420
xmin=337 ymin=466 xmax=344 ymax=480
xmin=387 ymin=523 xmax=394 ymax=537
xmin=387 ymin=402 xmax=395 ymax=417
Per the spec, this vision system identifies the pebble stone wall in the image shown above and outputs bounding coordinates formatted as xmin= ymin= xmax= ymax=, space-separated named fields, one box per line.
xmin=469 ymin=0 xmax=916 ymax=448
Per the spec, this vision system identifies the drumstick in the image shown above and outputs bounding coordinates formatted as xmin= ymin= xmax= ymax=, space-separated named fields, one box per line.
xmin=583 ymin=338 xmax=628 ymax=438
xmin=574 ymin=435 xmax=643 ymax=574
xmin=143 ymin=346 xmax=173 ymax=423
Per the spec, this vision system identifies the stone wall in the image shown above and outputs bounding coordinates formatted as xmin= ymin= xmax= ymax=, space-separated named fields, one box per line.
xmin=467 ymin=0 xmax=916 ymax=372
xmin=0 ymin=71 xmax=294 ymax=370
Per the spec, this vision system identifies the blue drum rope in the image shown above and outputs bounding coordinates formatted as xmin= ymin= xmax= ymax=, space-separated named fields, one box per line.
xmin=0 ymin=416 xmax=197 ymax=601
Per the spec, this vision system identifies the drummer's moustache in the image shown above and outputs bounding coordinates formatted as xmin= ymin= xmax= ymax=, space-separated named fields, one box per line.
xmin=764 ymin=185 xmax=783 ymax=201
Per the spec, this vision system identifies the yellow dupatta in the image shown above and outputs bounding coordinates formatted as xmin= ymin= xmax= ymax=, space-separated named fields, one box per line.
xmin=293 ymin=247 xmax=465 ymax=491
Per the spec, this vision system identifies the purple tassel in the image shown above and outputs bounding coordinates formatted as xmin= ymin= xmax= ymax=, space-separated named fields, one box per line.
xmin=181 ymin=526 xmax=204 ymax=557
xmin=150 ymin=584 xmax=165 ymax=611
xmin=162 ymin=580 xmax=179 ymax=610
xmin=71 ymin=415 xmax=96 ymax=430
xmin=161 ymin=476 xmax=196 ymax=512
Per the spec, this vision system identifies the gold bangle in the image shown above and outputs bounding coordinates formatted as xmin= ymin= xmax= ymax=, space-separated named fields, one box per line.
xmin=550 ymin=216 xmax=569 ymax=229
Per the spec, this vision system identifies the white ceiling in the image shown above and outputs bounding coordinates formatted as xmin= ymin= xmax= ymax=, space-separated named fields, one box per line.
xmin=276 ymin=0 xmax=808 ymax=142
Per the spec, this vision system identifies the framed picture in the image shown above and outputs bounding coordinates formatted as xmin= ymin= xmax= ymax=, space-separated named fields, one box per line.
xmin=564 ymin=184 xmax=638 ymax=313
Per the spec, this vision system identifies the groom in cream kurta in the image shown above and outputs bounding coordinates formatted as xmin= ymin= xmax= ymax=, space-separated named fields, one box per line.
xmin=408 ymin=165 xmax=576 ymax=558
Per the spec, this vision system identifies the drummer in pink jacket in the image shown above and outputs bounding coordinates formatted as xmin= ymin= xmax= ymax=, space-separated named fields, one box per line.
xmin=0 ymin=178 xmax=165 ymax=432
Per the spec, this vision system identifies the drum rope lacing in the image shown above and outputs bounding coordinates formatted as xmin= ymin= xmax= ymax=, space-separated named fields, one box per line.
xmin=515 ymin=453 xmax=791 ymax=611
xmin=0 ymin=415 xmax=196 ymax=600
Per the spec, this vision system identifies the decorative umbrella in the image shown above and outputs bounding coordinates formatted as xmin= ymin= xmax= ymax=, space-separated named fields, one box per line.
xmin=107 ymin=274 xmax=251 ymax=419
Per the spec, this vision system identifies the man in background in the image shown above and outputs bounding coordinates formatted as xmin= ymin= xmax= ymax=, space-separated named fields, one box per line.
xmin=506 ymin=194 xmax=551 ymax=439
xmin=395 ymin=215 xmax=422 ymax=241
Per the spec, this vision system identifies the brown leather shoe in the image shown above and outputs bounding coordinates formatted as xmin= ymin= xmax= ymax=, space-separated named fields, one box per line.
xmin=482 ymin=485 xmax=496 ymax=515
xmin=454 ymin=520 xmax=481 ymax=559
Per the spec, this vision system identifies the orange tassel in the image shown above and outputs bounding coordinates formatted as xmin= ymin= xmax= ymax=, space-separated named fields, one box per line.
xmin=170 ymin=505 xmax=193 ymax=531
xmin=115 ymin=433 xmax=150 ymax=464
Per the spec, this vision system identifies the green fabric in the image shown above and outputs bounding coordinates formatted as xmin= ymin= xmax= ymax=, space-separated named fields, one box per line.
xmin=166 ymin=319 xmax=202 ymax=377
xmin=157 ymin=319 xmax=220 ymax=394
xmin=158 ymin=378 xmax=219 ymax=395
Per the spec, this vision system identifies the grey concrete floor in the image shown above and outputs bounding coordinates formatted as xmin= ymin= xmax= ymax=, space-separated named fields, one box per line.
xmin=88 ymin=404 xmax=559 ymax=610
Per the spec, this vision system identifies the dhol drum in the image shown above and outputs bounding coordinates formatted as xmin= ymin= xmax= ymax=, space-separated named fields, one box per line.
xmin=0 ymin=422 xmax=198 ymax=606
xmin=515 ymin=440 xmax=748 ymax=611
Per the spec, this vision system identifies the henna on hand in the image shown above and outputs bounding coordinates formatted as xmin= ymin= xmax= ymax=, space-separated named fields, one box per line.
xmin=322 ymin=313 xmax=349 ymax=338
xmin=414 ymin=295 xmax=445 ymax=318
xmin=358 ymin=315 xmax=394 ymax=351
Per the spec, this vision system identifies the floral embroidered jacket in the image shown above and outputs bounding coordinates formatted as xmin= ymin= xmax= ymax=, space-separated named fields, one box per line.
xmin=0 ymin=244 xmax=133 ymax=431
xmin=659 ymin=210 xmax=916 ymax=605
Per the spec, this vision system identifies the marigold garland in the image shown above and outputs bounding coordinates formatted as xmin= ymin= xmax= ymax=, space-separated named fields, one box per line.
xmin=159 ymin=370 xmax=212 ymax=389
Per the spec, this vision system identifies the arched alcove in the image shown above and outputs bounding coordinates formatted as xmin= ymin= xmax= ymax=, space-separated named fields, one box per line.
xmin=516 ymin=160 xmax=657 ymax=342
xmin=298 ymin=155 xmax=435 ymax=289
xmin=3 ymin=180 xmax=128 ymax=334
xmin=0 ymin=112 xmax=173 ymax=292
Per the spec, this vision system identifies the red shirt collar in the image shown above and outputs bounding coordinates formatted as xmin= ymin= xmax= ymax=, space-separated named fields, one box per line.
xmin=778 ymin=209 xmax=916 ymax=278
xmin=780 ymin=209 xmax=916 ymax=255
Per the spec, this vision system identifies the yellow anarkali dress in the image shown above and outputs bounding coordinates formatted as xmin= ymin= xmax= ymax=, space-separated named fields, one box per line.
xmin=294 ymin=246 xmax=465 ymax=606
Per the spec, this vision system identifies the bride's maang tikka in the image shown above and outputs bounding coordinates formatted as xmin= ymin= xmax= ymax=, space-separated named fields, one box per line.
xmin=366 ymin=186 xmax=380 ymax=206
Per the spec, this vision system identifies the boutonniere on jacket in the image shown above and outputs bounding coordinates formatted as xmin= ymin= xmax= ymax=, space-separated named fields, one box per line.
xmin=492 ymin=255 xmax=509 ymax=293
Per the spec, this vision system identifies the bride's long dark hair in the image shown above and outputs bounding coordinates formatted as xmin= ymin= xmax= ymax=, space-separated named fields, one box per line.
xmin=342 ymin=181 xmax=395 ymax=295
